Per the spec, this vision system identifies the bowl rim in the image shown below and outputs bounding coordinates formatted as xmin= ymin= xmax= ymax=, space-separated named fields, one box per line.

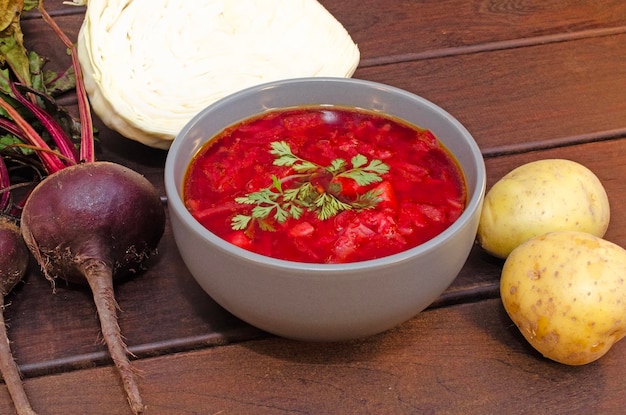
xmin=164 ymin=77 xmax=486 ymax=272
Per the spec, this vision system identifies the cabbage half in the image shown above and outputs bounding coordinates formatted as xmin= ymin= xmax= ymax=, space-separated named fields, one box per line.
xmin=73 ymin=0 xmax=360 ymax=149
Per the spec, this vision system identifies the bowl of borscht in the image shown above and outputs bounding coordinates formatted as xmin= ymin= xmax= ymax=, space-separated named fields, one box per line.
xmin=165 ymin=77 xmax=485 ymax=341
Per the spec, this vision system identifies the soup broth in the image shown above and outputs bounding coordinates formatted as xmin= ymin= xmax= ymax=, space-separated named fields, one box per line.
xmin=184 ymin=106 xmax=466 ymax=263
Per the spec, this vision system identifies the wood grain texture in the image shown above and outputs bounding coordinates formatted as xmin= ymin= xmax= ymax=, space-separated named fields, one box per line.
xmin=323 ymin=0 xmax=626 ymax=65
xmin=356 ymin=34 xmax=626 ymax=152
xmin=22 ymin=3 xmax=626 ymax=160
xmin=33 ymin=1 xmax=626 ymax=63
xmin=4 ymin=139 xmax=624 ymax=383
xmin=5 ymin=0 xmax=626 ymax=373
xmin=2 ymin=2 xmax=626 ymax=414
xmin=3 ymin=299 xmax=626 ymax=414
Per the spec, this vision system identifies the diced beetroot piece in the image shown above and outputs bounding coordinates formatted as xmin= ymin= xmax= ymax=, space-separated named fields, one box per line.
xmin=282 ymin=111 xmax=324 ymax=132
xmin=289 ymin=222 xmax=315 ymax=238
xmin=330 ymin=220 xmax=377 ymax=262
xmin=329 ymin=176 xmax=363 ymax=197
xmin=417 ymin=130 xmax=439 ymax=148
xmin=419 ymin=204 xmax=447 ymax=223
xmin=372 ymin=212 xmax=397 ymax=237
xmin=371 ymin=181 xmax=397 ymax=209
xmin=224 ymin=231 xmax=254 ymax=250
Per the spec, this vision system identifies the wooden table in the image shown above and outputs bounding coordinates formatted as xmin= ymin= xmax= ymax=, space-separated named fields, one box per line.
xmin=3 ymin=1 xmax=626 ymax=414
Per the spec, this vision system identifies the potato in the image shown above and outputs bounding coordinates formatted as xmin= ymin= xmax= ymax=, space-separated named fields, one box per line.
xmin=477 ymin=159 xmax=610 ymax=258
xmin=501 ymin=231 xmax=626 ymax=365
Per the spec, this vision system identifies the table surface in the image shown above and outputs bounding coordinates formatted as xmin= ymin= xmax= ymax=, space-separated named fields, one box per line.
xmin=2 ymin=1 xmax=626 ymax=414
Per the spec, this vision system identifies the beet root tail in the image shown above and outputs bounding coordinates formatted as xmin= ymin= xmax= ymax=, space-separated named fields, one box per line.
xmin=0 ymin=297 xmax=38 ymax=415
xmin=80 ymin=259 xmax=145 ymax=415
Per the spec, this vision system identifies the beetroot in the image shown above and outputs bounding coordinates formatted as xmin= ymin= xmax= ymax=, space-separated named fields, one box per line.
xmin=0 ymin=216 xmax=37 ymax=415
xmin=0 ymin=6 xmax=167 ymax=414
xmin=20 ymin=162 xmax=166 ymax=414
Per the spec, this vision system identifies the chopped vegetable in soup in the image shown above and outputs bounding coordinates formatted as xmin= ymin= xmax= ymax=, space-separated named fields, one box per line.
xmin=184 ymin=106 xmax=466 ymax=263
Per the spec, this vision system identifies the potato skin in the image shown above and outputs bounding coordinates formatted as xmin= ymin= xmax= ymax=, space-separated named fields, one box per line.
xmin=477 ymin=159 xmax=610 ymax=258
xmin=501 ymin=231 xmax=626 ymax=365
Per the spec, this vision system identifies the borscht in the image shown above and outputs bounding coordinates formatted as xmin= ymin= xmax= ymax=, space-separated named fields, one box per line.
xmin=183 ymin=106 xmax=466 ymax=263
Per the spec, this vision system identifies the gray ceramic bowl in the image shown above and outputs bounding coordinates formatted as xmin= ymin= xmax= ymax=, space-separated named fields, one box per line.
xmin=165 ymin=77 xmax=485 ymax=341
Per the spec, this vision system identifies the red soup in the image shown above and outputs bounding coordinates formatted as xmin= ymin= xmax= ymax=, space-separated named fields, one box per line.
xmin=184 ymin=106 xmax=466 ymax=263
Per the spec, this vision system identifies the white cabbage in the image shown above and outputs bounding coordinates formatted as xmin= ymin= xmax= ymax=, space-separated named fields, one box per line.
xmin=72 ymin=0 xmax=360 ymax=149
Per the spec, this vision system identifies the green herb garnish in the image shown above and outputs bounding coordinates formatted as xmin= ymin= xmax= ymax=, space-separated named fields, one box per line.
xmin=231 ymin=141 xmax=390 ymax=231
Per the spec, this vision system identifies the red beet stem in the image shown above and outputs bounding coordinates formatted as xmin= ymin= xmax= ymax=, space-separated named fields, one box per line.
xmin=10 ymin=83 xmax=79 ymax=164
xmin=0 ymin=157 xmax=10 ymax=212
xmin=79 ymin=258 xmax=144 ymax=414
xmin=0 ymin=97 xmax=65 ymax=174
xmin=38 ymin=4 xmax=94 ymax=164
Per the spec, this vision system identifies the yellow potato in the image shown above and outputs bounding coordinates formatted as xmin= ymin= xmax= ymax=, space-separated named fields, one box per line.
xmin=477 ymin=159 xmax=610 ymax=258
xmin=501 ymin=231 xmax=626 ymax=365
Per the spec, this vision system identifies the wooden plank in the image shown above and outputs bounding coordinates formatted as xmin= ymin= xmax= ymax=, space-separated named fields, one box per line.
xmin=21 ymin=7 xmax=626 ymax=154
xmin=9 ymin=11 xmax=626 ymax=377
xmin=38 ymin=32 xmax=626 ymax=194
xmin=355 ymin=33 xmax=626 ymax=151
xmin=6 ymin=0 xmax=626 ymax=390
xmin=322 ymin=0 xmax=626 ymax=64
xmin=3 ymin=137 xmax=623 ymax=379
xmin=3 ymin=298 xmax=626 ymax=414
xmin=26 ymin=1 xmax=626 ymax=66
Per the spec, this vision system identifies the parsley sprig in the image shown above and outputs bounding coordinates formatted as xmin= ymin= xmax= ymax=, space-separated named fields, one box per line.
xmin=231 ymin=141 xmax=390 ymax=232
